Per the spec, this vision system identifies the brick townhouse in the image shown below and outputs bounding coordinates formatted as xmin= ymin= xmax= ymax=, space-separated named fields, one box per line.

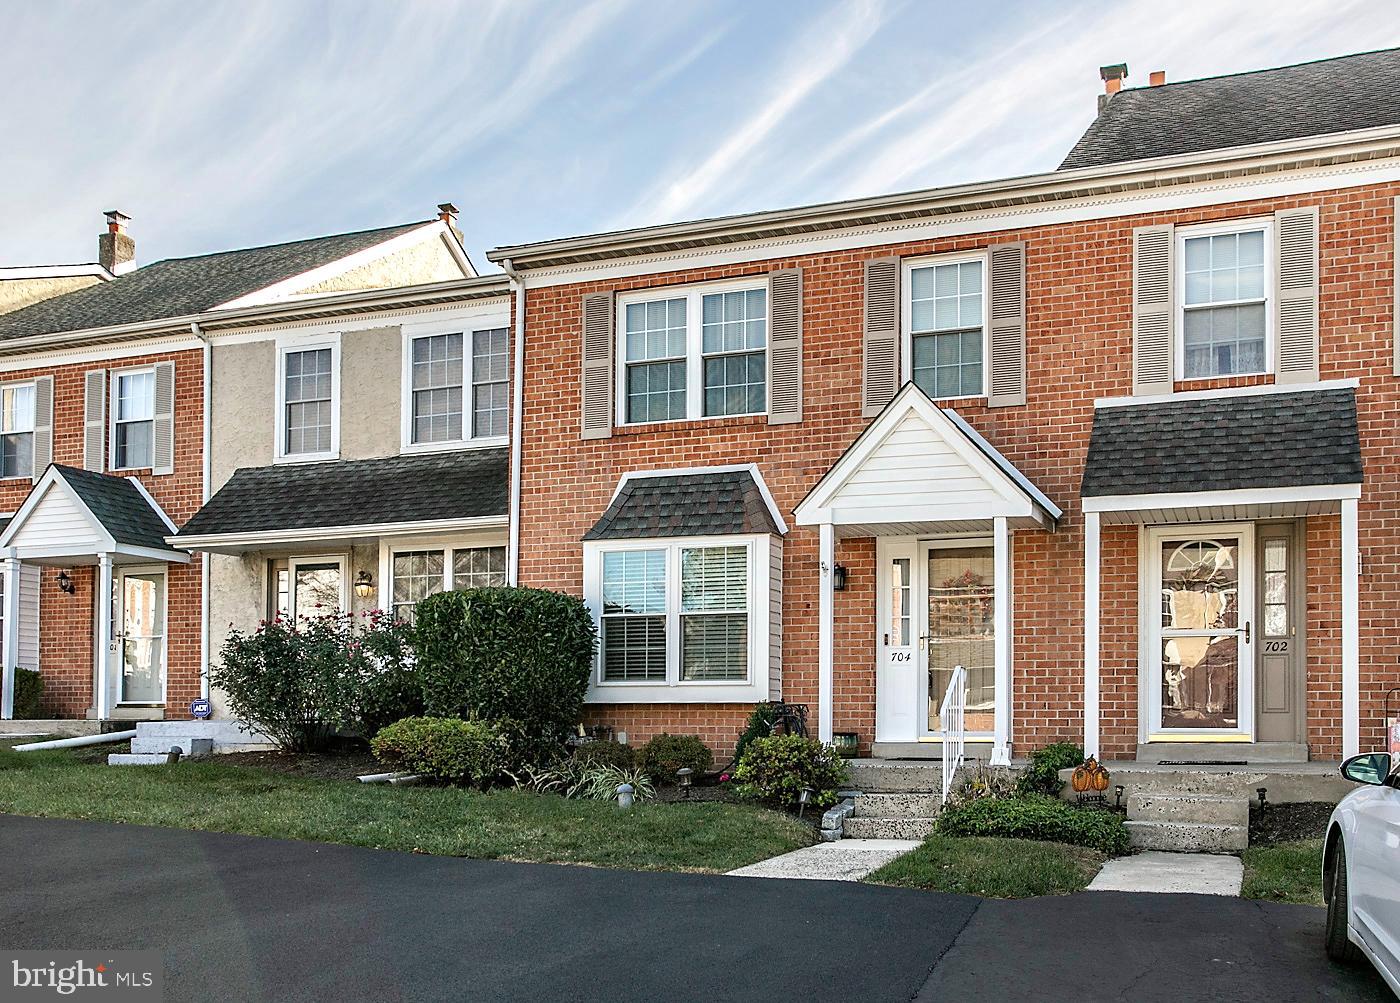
xmin=490 ymin=49 xmax=1400 ymax=770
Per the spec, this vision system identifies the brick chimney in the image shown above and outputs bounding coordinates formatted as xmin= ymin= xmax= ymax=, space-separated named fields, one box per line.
xmin=437 ymin=202 xmax=459 ymax=225
xmin=1149 ymin=70 xmax=1166 ymax=86
xmin=1098 ymin=63 xmax=1129 ymax=114
xmin=98 ymin=210 xmax=135 ymax=275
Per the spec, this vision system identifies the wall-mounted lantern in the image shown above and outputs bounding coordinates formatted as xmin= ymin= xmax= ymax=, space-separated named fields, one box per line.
xmin=832 ymin=564 xmax=848 ymax=591
xmin=353 ymin=571 xmax=374 ymax=600
xmin=55 ymin=570 xmax=75 ymax=595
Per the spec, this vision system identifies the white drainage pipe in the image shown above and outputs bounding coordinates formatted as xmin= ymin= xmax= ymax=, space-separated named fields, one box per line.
xmin=13 ymin=729 xmax=138 ymax=752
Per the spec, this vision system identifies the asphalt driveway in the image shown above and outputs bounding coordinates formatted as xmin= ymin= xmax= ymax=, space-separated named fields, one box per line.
xmin=0 ymin=816 xmax=1390 ymax=1002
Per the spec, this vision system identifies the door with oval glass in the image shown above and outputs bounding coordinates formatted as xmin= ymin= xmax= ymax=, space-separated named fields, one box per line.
xmin=1256 ymin=523 xmax=1304 ymax=743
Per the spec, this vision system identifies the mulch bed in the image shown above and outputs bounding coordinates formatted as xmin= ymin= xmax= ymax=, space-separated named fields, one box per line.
xmin=218 ymin=748 xmax=380 ymax=782
xmin=1250 ymin=801 xmax=1334 ymax=845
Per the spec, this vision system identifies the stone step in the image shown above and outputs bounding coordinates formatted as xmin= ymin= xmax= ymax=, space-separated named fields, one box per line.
xmin=131 ymin=737 xmax=213 ymax=757
xmin=853 ymin=792 xmax=942 ymax=818
xmin=134 ymin=720 xmax=273 ymax=751
xmin=107 ymin=753 xmax=178 ymax=766
xmin=845 ymin=761 xmax=943 ymax=793
xmin=1127 ymin=792 xmax=1248 ymax=827
xmin=1126 ymin=820 xmax=1248 ymax=854
xmin=843 ymin=816 xmax=937 ymax=840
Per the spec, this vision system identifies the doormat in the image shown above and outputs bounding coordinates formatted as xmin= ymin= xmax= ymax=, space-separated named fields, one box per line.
xmin=1155 ymin=760 xmax=1248 ymax=766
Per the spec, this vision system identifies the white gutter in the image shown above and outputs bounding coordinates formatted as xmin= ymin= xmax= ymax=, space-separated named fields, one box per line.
xmin=191 ymin=321 xmax=212 ymax=703
xmin=169 ymin=514 xmax=509 ymax=552
xmin=500 ymin=257 xmax=525 ymax=586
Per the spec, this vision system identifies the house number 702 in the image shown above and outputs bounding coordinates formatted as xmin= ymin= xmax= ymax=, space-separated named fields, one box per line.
xmin=1262 ymin=640 xmax=1289 ymax=653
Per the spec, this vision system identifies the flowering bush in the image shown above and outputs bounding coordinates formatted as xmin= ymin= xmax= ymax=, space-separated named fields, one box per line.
xmin=732 ymin=735 xmax=848 ymax=809
xmin=210 ymin=610 xmax=417 ymax=751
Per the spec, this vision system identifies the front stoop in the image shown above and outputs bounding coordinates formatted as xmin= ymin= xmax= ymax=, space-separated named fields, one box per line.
xmin=1125 ymin=820 xmax=1249 ymax=853
xmin=1124 ymin=791 xmax=1249 ymax=853
xmin=842 ymin=760 xmax=944 ymax=840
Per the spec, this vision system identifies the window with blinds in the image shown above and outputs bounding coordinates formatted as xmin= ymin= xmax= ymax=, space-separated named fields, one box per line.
xmin=602 ymin=550 xmax=667 ymax=681
xmin=680 ymin=546 xmax=749 ymax=681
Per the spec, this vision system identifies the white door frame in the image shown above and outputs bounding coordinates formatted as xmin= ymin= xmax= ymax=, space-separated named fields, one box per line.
xmin=115 ymin=563 xmax=168 ymax=707
xmin=1141 ymin=522 xmax=1256 ymax=743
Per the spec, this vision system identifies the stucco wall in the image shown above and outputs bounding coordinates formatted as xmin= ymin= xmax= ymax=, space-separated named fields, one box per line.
xmin=339 ymin=327 xmax=401 ymax=460
xmin=0 ymin=275 xmax=102 ymax=315
xmin=210 ymin=340 xmax=275 ymax=488
xmin=298 ymin=234 xmax=468 ymax=295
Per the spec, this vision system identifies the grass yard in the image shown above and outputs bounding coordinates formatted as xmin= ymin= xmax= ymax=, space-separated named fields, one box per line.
xmin=864 ymin=835 xmax=1105 ymax=897
xmin=0 ymin=743 xmax=813 ymax=874
xmin=1241 ymin=839 xmax=1324 ymax=907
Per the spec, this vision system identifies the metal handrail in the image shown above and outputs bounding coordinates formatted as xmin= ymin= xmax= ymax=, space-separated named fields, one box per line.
xmin=940 ymin=665 xmax=967 ymax=805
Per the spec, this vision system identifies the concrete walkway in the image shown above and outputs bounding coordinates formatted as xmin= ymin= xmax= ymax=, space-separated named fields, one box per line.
xmin=1087 ymin=851 xmax=1243 ymax=895
xmin=727 ymin=838 xmax=920 ymax=881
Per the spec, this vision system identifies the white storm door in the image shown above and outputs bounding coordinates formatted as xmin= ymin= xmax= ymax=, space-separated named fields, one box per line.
xmin=1147 ymin=525 xmax=1254 ymax=740
xmin=118 ymin=568 xmax=166 ymax=706
xmin=875 ymin=539 xmax=919 ymax=743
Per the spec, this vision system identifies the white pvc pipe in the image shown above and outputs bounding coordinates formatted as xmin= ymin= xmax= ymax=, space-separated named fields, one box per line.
xmin=13 ymin=729 xmax=138 ymax=752
xmin=357 ymin=771 xmax=402 ymax=784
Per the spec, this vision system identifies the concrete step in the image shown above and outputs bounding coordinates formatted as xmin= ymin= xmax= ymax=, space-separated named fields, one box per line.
xmin=845 ymin=760 xmax=942 ymax=793
xmin=1135 ymin=742 xmax=1309 ymax=764
xmin=1126 ymin=820 xmax=1248 ymax=854
xmin=131 ymin=737 xmax=213 ymax=757
xmin=107 ymin=753 xmax=177 ymax=766
xmin=134 ymin=720 xmax=273 ymax=752
xmin=853 ymin=792 xmax=942 ymax=818
xmin=843 ymin=816 xmax=937 ymax=840
xmin=1127 ymin=792 xmax=1248 ymax=827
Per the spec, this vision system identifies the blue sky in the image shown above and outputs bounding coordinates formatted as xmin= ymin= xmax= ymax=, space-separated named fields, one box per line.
xmin=2 ymin=0 xmax=1395 ymax=273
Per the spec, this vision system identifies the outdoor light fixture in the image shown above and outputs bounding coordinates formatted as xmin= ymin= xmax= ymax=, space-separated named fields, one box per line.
xmin=676 ymin=767 xmax=694 ymax=799
xmin=353 ymin=571 xmax=374 ymax=600
xmin=1114 ymin=784 xmax=1124 ymax=809
xmin=797 ymin=787 xmax=814 ymax=819
xmin=616 ymin=783 xmax=634 ymax=810
xmin=832 ymin=564 xmax=848 ymax=591
xmin=55 ymin=570 xmax=75 ymax=595
xmin=1257 ymin=787 xmax=1268 ymax=809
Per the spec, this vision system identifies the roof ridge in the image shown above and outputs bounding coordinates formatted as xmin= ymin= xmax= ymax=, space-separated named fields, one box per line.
xmin=1117 ymin=46 xmax=1400 ymax=95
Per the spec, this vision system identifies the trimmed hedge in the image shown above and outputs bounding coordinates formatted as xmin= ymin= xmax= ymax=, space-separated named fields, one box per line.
xmin=14 ymin=668 xmax=43 ymax=720
xmin=371 ymin=716 xmax=506 ymax=788
xmin=733 ymin=734 xmax=848 ymax=809
xmin=639 ymin=733 xmax=713 ymax=782
xmin=416 ymin=587 xmax=596 ymax=761
xmin=936 ymin=794 xmax=1131 ymax=855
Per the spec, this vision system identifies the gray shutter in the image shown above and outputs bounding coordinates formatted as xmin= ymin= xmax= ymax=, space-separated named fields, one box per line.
xmin=1275 ymin=206 xmax=1320 ymax=384
xmin=1132 ymin=224 xmax=1174 ymax=396
xmin=30 ymin=376 xmax=52 ymax=483
xmin=767 ymin=268 xmax=803 ymax=424
xmin=151 ymin=361 xmax=175 ymax=475
xmin=987 ymin=242 xmax=1027 ymax=407
xmin=581 ymin=292 xmax=614 ymax=440
xmin=862 ymin=257 xmax=901 ymax=417
xmin=83 ymin=369 xmax=106 ymax=472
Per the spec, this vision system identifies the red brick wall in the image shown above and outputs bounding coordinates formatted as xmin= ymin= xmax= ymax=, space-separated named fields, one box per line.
xmin=517 ymin=182 xmax=1400 ymax=761
xmin=4 ymin=348 xmax=204 ymax=719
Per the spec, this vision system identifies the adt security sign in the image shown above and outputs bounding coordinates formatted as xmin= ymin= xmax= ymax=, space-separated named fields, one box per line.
xmin=190 ymin=698 xmax=213 ymax=719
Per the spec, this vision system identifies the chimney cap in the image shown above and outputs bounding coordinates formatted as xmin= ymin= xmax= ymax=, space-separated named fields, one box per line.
xmin=1099 ymin=63 xmax=1129 ymax=82
xmin=437 ymin=202 xmax=459 ymax=220
xmin=104 ymin=209 xmax=132 ymax=226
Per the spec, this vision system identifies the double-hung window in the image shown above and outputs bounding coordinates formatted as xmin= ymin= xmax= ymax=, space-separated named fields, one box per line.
xmin=907 ymin=255 xmax=985 ymax=399
xmin=388 ymin=544 xmax=507 ymax=622
xmin=0 ymin=383 xmax=35 ymax=480
xmin=404 ymin=321 xmax=509 ymax=448
xmin=111 ymin=369 xmax=155 ymax=469
xmin=619 ymin=280 xmax=768 ymax=424
xmin=279 ymin=343 xmax=338 ymax=460
xmin=1178 ymin=222 xmax=1269 ymax=379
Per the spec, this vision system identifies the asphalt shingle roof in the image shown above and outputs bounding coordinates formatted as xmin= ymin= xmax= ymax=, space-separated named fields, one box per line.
xmin=583 ymin=470 xmax=782 ymax=541
xmin=0 ymin=221 xmax=432 ymax=341
xmin=1081 ymin=388 xmax=1361 ymax=497
xmin=55 ymin=466 xmax=176 ymax=551
xmin=1060 ymin=48 xmax=1400 ymax=170
xmin=175 ymin=449 xmax=507 ymax=538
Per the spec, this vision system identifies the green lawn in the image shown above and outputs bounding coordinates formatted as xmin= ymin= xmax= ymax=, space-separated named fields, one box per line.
xmin=864 ymin=835 xmax=1105 ymax=897
xmin=0 ymin=744 xmax=813 ymax=873
xmin=1241 ymin=839 xmax=1324 ymax=907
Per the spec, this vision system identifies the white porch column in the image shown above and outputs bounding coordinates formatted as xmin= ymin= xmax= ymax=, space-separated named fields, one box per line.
xmin=0 ymin=556 xmax=19 ymax=720
xmin=96 ymin=554 xmax=115 ymax=720
xmin=1341 ymin=497 xmax=1360 ymax=759
xmin=818 ymin=522 xmax=835 ymax=744
xmin=1083 ymin=511 xmax=1101 ymax=758
xmin=991 ymin=517 xmax=1012 ymax=766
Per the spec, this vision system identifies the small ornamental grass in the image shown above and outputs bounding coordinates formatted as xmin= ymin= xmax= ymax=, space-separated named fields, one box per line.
xmin=936 ymin=792 xmax=1130 ymax=856
xmin=732 ymin=735 xmax=849 ymax=809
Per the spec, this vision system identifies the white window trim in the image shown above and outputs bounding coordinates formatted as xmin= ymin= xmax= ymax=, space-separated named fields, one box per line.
xmin=1174 ymin=216 xmax=1274 ymax=381
xmin=274 ymin=336 xmax=341 ymax=464
xmin=377 ymin=538 xmax=509 ymax=613
xmin=108 ymin=366 xmax=155 ymax=472
xmin=281 ymin=555 xmax=350 ymax=618
xmin=0 ymin=379 xmax=37 ymax=483
xmin=901 ymin=251 xmax=990 ymax=402
xmin=400 ymin=314 xmax=511 ymax=454
xmin=614 ymin=276 xmax=771 ymax=427
xmin=583 ymin=532 xmax=772 ymax=704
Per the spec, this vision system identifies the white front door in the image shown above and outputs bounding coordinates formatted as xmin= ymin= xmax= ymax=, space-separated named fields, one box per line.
xmin=1146 ymin=525 xmax=1255 ymax=741
xmin=117 ymin=567 xmax=166 ymax=706
xmin=875 ymin=540 xmax=920 ymax=742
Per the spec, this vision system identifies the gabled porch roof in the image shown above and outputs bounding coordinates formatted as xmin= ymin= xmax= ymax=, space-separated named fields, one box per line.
xmin=793 ymin=383 xmax=1061 ymax=537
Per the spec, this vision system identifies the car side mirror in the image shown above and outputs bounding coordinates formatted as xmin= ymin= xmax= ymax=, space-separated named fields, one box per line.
xmin=1341 ymin=752 xmax=1392 ymax=786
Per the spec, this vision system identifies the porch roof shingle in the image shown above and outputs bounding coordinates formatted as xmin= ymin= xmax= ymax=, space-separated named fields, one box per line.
xmin=55 ymin=466 xmax=176 ymax=551
xmin=583 ymin=469 xmax=782 ymax=541
xmin=1080 ymin=387 xmax=1362 ymax=497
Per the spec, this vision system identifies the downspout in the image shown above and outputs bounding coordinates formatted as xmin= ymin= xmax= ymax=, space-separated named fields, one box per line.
xmin=190 ymin=321 xmax=212 ymax=701
xmin=500 ymin=259 xmax=525 ymax=586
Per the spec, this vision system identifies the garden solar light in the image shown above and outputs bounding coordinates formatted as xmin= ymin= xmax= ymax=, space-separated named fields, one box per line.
xmin=677 ymin=767 xmax=694 ymax=798
xmin=1115 ymin=784 xmax=1124 ymax=808
xmin=616 ymin=783 xmax=634 ymax=810
xmin=798 ymin=787 xmax=815 ymax=819
xmin=1257 ymin=787 xmax=1268 ymax=808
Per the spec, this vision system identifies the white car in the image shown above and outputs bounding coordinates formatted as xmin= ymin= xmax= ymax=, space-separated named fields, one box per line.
xmin=1326 ymin=751 xmax=1400 ymax=995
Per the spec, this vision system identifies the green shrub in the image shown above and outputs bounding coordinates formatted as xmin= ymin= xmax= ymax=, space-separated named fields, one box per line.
xmin=371 ymin=716 xmax=506 ymax=788
xmin=415 ymin=587 xmax=596 ymax=760
xmin=640 ymin=733 xmax=713 ymax=782
xmin=733 ymin=703 xmax=779 ymax=766
xmin=209 ymin=611 xmax=417 ymax=751
xmin=936 ymin=793 xmax=1130 ymax=855
xmin=733 ymin=734 xmax=849 ymax=809
xmin=1017 ymin=742 xmax=1085 ymax=796
xmin=572 ymin=741 xmax=637 ymax=771
xmin=14 ymin=668 xmax=43 ymax=720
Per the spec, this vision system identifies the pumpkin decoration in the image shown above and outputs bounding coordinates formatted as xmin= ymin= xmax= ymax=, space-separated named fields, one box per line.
xmin=1071 ymin=756 xmax=1110 ymax=793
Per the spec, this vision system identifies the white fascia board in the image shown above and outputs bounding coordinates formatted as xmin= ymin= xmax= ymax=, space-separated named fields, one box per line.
xmin=0 ymin=264 xmax=113 ymax=281
xmin=608 ymin=463 xmax=789 ymax=535
xmin=1081 ymin=483 xmax=1361 ymax=513
xmin=212 ymin=222 xmax=461 ymax=311
xmin=169 ymin=515 xmax=509 ymax=551
xmin=1095 ymin=377 xmax=1361 ymax=409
